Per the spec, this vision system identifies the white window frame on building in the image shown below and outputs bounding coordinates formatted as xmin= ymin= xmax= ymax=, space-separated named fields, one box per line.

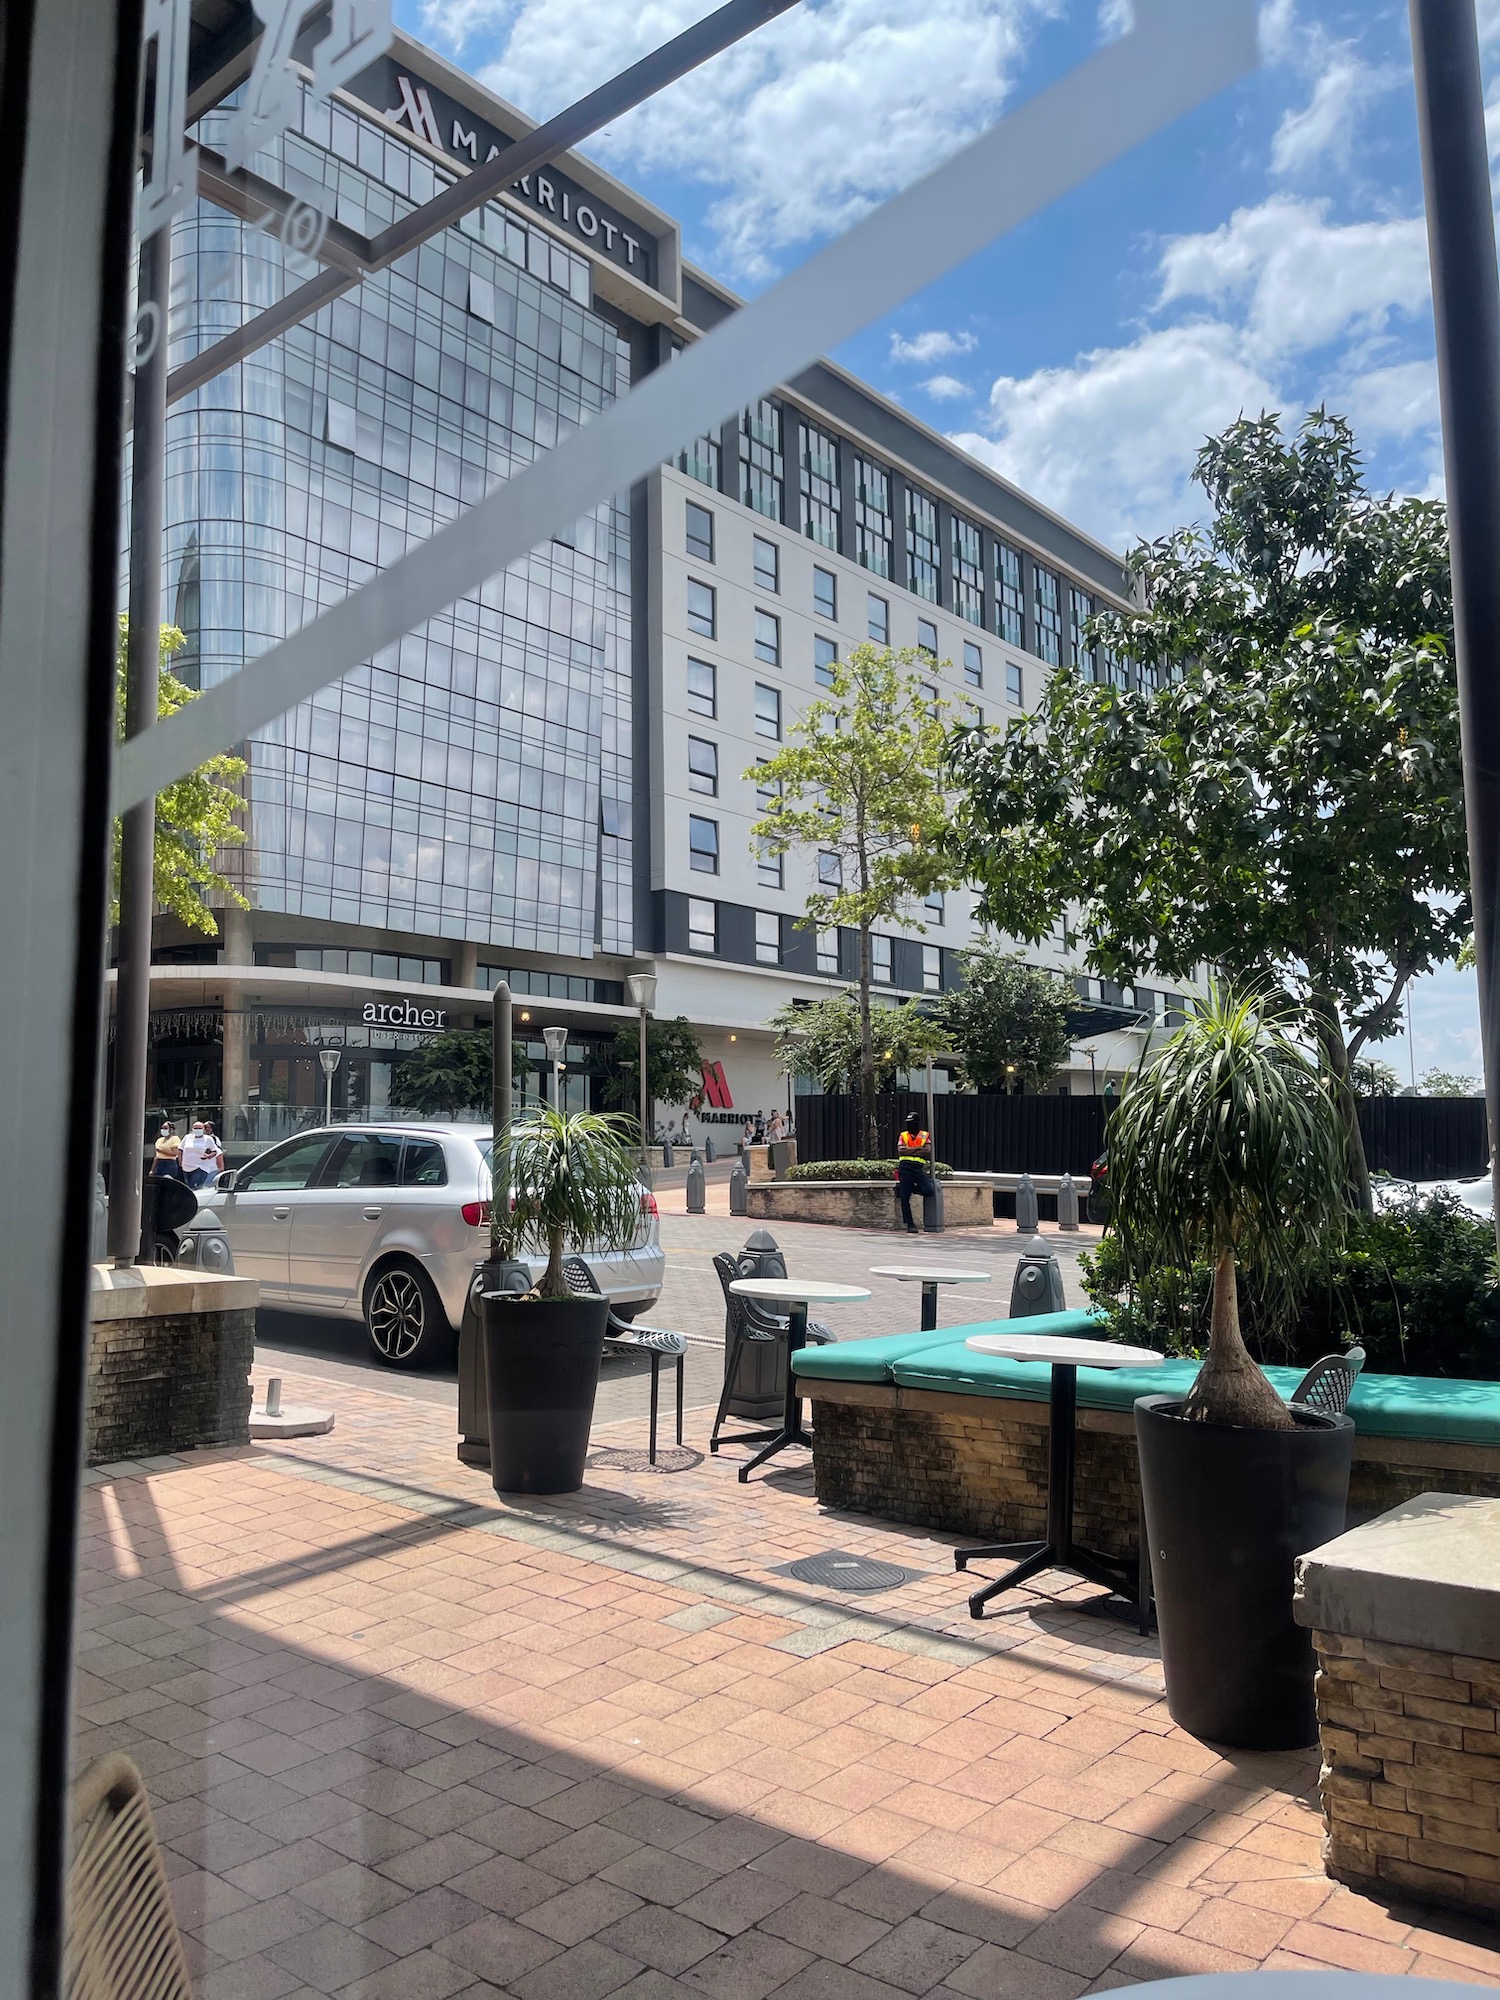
xmin=755 ymin=911 xmax=782 ymax=965
xmin=688 ymin=897 xmax=718 ymax=953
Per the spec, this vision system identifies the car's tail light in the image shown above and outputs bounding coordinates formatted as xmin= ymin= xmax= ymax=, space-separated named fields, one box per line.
xmin=461 ymin=1200 xmax=491 ymax=1227
xmin=640 ymin=1191 xmax=658 ymax=1217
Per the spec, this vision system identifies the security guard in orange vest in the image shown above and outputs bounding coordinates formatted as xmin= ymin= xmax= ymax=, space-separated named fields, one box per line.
xmin=895 ymin=1112 xmax=936 ymax=1234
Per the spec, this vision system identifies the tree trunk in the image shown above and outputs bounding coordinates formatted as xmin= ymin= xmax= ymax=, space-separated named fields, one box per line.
xmin=1183 ymin=1247 xmax=1294 ymax=1430
xmin=1311 ymin=991 xmax=1372 ymax=1213
xmin=857 ymin=923 xmax=878 ymax=1158
xmin=541 ymin=1225 xmax=567 ymax=1300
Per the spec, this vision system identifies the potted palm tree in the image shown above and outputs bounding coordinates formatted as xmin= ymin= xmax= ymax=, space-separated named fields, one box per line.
xmin=1112 ymin=990 xmax=1356 ymax=1750
xmin=484 ymin=1107 xmax=645 ymax=1494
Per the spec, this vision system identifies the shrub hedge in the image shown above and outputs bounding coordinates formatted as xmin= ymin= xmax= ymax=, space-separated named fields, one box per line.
xmin=785 ymin=1158 xmax=955 ymax=1182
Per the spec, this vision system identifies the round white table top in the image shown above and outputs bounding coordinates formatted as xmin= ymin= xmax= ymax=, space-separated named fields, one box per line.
xmin=965 ymin=1331 xmax=1164 ymax=1368
xmin=869 ymin=1266 xmax=992 ymax=1286
xmin=730 ymin=1278 xmax=872 ymax=1306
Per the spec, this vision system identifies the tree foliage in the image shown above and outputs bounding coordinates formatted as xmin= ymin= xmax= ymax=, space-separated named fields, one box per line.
xmin=115 ymin=617 xmax=248 ymax=935
xmin=490 ymin=1107 xmax=643 ymax=1298
xmin=950 ymin=410 xmax=1464 ymax=1210
xmin=1419 ymin=1068 xmax=1479 ymax=1098
xmin=766 ymin=992 xmax=945 ymax=1096
xmin=391 ymin=1029 xmax=529 ymax=1117
xmin=750 ymin=643 xmax=955 ymax=1153
xmin=1108 ymin=988 xmax=1349 ymax=1429
xmin=1351 ymin=1057 xmax=1401 ymax=1098
xmin=941 ymin=947 xmax=1073 ymax=1091
xmin=593 ymin=1016 xmax=703 ymax=1119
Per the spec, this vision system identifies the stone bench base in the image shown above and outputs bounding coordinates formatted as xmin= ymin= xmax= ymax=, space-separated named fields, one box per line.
xmin=744 ymin=1179 xmax=992 ymax=1229
xmin=88 ymin=1265 xmax=259 ymax=1465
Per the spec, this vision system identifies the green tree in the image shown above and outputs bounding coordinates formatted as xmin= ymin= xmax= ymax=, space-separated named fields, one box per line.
xmin=750 ymin=644 xmax=955 ymax=1154
xmin=391 ymin=1029 xmax=529 ymax=1117
xmin=950 ymin=411 xmax=1465 ymax=1211
xmin=766 ymin=992 xmax=945 ymax=1096
xmin=1351 ymin=1056 xmax=1401 ymax=1098
xmin=115 ymin=616 xmax=248 ymax=935
xmin=1419 ymin=1067 xmax=1479 ymax=1097
xmin=942 ymin=947 xmax=1073 ymax=1091
xmin=593 ymin=1016 xmax=703 ymax=1125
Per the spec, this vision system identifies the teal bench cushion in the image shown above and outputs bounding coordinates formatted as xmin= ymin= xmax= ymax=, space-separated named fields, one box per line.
xmin=791 ymin=1311 xmax=1103 ymax=1385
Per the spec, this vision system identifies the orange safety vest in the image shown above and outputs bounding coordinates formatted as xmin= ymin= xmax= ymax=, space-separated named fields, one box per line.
xmin=896 ymin=1129 xmax=930 ymax=1158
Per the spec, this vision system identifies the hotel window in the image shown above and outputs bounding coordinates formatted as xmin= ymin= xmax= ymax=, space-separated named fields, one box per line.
xmin=867 ymin=592 xmax=889 ymax=644
xmin=755 ymin=911 xmax=782 ymax=965
xmin=685 ymin=500 xmax=714 ymax=563
xmin=687 ymin=657 xmax=717 ymax=717
xmin=818 ymin=851 xmax=843 ymax=889
xmin=1006 ymin=661 xmax=1024 ymax=705
xmin=757 ymin=843 xmax=783 ymax=890
xmin=967 ymin=701 xmax=984 ymax=728
xmin=814 ymin=634 xmax=839 ymax=688
xmin=1069 ymin=585 xmax=1093 ymax=676
xmin=854 ymin=454 xmax=893 ymax=577
xmin=754 ymin=609 xmax=781 ymax=666
xmin=872 ymin=935 xmax=894 ymax=984
xmin=687 ymin=735 xmax=719 ymax=796
xmin=923 ymin=683 xmax=941 ymax=716
xmin=917 ymin=617 xmax=938 ymax=660
xmin=755 ymin=759 xmax=780 ymax=809
xmin=679 ymin=433 xmax=721 ymax=489
xmin=812 ymin=565 xmax=837 ymax=621
xmin=817 ymin=927 xmax=840 ymax=973
xmin=687 ymin=577 xmax=716 ymax=638
xmin=689 ymin=815 xmax=720 ymax=874
xmin=739 ymin=399 xmax=784 ymax=522
xmin=963 ymin=639 xmax=983 ymax=687
xmin=906 ymin=486 xmax=940 ymax=602
xmin=755 ymin=683 xmax=782 ymax=740
xmin=688 ymin=897 xmax=718 ymax=952
xmin=952 ymin=514 xmax=984 ymax=625
xmin=995 ymin=539 xmax=1024 ymax=648
xmin=799 ymin=420 xmax=842 ymax=551
xmin=753 ymin=535 xmax=780 ymax=593
xmin=1035 ymin=564 xmax=1062 ymax=665
xmin=925 ymin=889 xmax=945 ymax=923
xmin=922 ymin=944 xmax=942 ymax=993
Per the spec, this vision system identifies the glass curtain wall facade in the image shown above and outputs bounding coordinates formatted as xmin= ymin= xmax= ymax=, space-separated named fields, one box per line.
xmin=162 ymin=82 xmax=635 ymax=964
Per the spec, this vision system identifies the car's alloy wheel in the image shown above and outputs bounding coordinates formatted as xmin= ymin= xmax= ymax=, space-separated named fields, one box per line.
xmin=366 ymin=1265 xmax=433 ymax=1364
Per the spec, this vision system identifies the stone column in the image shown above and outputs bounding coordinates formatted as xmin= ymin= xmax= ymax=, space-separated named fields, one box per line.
xmin=220 ymin=904 xmax=251 ymax=1140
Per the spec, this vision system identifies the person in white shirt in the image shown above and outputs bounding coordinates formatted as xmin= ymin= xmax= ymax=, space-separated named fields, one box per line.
xmin=181 ymin=1122 xmax=215 ymax=1188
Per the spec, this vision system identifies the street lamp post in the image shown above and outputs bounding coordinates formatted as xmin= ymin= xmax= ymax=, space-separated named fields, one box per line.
xmin=318 ymin=1046 xmax=341 ymax=1126
xmin=543 ymin=1025 xmax=568 ymax=1113
xmin=627 ymin=971 xmax=657 ymax=1156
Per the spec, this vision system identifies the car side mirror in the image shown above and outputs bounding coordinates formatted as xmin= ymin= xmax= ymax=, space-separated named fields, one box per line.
xmin=216 ymin=1169 xmax=237 ymax=1192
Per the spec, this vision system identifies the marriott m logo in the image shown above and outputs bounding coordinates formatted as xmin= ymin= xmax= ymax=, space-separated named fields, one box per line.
xmin=388 ymin=74 xmax=442 ymax=149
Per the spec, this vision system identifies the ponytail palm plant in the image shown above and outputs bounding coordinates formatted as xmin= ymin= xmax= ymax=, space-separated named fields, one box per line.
xmin=491 ymin=1108 xmax=643 ymax=1300
xmin=1109 ymin=989 xmax=1348 ymax=1430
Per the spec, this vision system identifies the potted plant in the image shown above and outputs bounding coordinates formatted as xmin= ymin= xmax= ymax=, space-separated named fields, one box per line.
xmin=483 ymin=1107 xmax=644 ymax=1495
xmin=1111 ymin=989 xmax=1355 ymax=1750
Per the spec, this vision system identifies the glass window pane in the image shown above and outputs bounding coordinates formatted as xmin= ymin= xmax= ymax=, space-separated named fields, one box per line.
xmin=753 ymin=536 xmax=779 ymax=593
xmin=402 ymin=1138 xmax=448 ymax=1185
xmin=754 ymin=609 xmax=780 ymax=666
xmin=867 ymin=593 xmax=889 ymax=644
xmin=687 ymin=577 xmax=716 ymax=638
xmin=689 ymin=815 xmax=720 ymax=873
xmin=238 ymin=1134 xmax=333 ymax=1192
xmin=329 ymin=1135 xmax=402 ymax=1187
xmin=687 ymin=657 xmax=717 ymax=716
xmin=686 ymin=500 xmax=714 ymax=562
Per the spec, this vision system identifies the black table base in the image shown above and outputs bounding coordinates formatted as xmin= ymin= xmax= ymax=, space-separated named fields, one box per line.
xmin=736 ymin=1303 xmax=812 ymax=1482
xmin=953 ymin=1361 xmax=1147 ymax=1624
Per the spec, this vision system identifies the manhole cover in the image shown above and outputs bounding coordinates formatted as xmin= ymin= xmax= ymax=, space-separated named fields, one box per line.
xmin=586 ymin=1446 xmax=702 ymax=1475
xmin=776 ymin=1550 xmax=915 ymax=1593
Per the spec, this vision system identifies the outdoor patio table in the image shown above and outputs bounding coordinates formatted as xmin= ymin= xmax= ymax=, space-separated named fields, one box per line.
xmin=868 ymin=1265 xmax=992 ymax=1331
xmin=955 ymin=1329 xmax=1163 ymax=1620
xmin=727 ymin=1278 xmax=871 ymax=1482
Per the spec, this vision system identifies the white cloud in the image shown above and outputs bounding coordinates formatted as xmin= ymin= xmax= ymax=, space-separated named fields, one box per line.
xmin=1271 ymin=54 xmax=1402 ymax=178
xmin=890 ymin=328 xmax=977 ymax=365
xmin=421 ymin=0 xmax=1059 ymax=280
xmin=919 ymin=374 xmax=971 ymax=401
xmin=1096 ymin=0 xmax=1132 ymax=38
xmin=953 ymin=322 xmax=1281 ymax=550
xmin=1337 ymin=358 xmax=1439 ymax=442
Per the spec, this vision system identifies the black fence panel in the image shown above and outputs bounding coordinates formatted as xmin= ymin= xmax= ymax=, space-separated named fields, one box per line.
xmin=796 ymin=1092 xmax=1490 ymax=1183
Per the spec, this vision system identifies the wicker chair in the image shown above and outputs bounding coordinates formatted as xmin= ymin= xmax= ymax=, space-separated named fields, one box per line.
xmin=708 ymin=1250 xmax=833 ymax=1455
xmin=561 ymin=1257 xmax=688 ymax=1464
xmin=65 ymin=1754 xmax=192 ymax=2000
xmin=1289 ymin=1344 xmax=1366 ymax=1417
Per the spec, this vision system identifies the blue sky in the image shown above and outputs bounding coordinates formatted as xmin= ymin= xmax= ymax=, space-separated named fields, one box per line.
xmin=396 ymin=0 xmax=1497 ymax=1086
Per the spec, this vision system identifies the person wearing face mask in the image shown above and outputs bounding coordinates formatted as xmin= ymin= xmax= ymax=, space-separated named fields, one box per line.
xmin=181 ymin=1120 xmax=215 ymax=1188
xmin=152 ymin=1121 xmax=185 ymax=1180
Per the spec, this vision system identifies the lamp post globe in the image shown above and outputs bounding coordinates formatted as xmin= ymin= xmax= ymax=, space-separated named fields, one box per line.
xmin=318 ymin=1045 xmax=342 ymax=1125
xmin=542 ymin=1025 xmax=568 ymax=1111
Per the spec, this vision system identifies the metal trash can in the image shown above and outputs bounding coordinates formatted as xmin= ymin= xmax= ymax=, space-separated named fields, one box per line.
xmin=729 ymin=1162 xmax=748 ymax=1215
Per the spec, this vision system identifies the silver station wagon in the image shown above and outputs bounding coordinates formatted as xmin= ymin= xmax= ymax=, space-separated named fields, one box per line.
xmin=203 ymin=1122 xmax=665 ymax=1368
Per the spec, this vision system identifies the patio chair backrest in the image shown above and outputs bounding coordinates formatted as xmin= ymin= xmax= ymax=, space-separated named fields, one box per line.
xmin=65 ymin=1753 xmax=193 ymax=1999
xmin=1290 ymin=1345 xmax=1365 ymax=1416
xmin=561 ymin=1256 xmax=601 ymax=1298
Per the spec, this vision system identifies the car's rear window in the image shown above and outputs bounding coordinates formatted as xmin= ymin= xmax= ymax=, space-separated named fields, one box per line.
xmin=401 ymin=1138 xmax=447 ymax=1186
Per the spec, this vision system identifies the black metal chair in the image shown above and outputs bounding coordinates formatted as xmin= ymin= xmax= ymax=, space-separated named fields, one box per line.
xmin=561 ymin=1257 xmax=687 ymax=1465
xmin=1290 ymin=1344 xmax=1366 ymax=1416
xmin=708 ymin=1250 xmax=833 ymax=1455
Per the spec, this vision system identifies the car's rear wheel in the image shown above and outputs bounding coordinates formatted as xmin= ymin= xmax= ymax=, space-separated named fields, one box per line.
xmin=364 ymin=1259 xmax=451 ymax=1368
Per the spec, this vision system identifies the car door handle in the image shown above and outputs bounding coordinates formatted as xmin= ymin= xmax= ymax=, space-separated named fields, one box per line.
xmin=362 ymin=1207 xmax=382 ymax=1220
xmin=273 ymin=1205 xmax=290 ymax=1219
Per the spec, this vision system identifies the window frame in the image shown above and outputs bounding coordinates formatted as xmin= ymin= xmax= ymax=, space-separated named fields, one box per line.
xmin=686 ymin=576 xmax=716 ymax=640
xmin=687 ymin=734 xmax=719 ymax=796
xmin=752 ymin=534 xmax=780 ymax=593
xmin=814 ymin=633 xmax=838 ymax=688
xmin=871 ymin=934 xmax=894 ymax=984
xmin=812 ymin=565 xmax=837 ymax=621
xmin=687 ymin=897 xmax=718 ymax=953
xmin=754 ymin=607 xmax=781 ymax=668
xmin=754 ymin=682 xmax=783 ymax=741
xmin=755 ymin=910 xmax=782 ymax=965
xmin=963 ymin=639 xmax=983 ymax=687
xmin=688 ymin=814 xmax=720 ymax=875
xmin=685 ymin=499 xmax=714 ymax=563
xmin=917 ymin=617 xmax=938 ymax=660
xmin=687 ymin=656 xmax=717 ymax=718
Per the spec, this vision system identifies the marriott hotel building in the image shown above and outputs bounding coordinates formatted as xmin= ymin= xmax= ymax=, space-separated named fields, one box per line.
xmin=124 ymin=30 xmax=1164 ymax=1146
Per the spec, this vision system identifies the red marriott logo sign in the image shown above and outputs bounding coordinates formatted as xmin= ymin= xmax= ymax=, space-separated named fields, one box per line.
xmin=700 ymin=1062 xmax=733 ymax=1110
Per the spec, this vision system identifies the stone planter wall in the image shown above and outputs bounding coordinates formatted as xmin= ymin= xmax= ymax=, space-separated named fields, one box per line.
xmin=745 ymin=1178 xmax=991 ymax=1230
xmin=1296 ymin=1493 xmax=1500 ymax=1918
xmin=88 ymin=1265 xmax=258 ymax=1465
xmin=807 ymin=1380 xmax=1500 ymax=1568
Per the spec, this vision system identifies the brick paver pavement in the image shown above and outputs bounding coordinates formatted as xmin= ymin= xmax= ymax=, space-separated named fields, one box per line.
xmin=72 ymin=1238 xmax=1500 ymax=1997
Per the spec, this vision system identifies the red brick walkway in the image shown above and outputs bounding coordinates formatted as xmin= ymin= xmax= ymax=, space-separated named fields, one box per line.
xmin=72 ymin=1370 xmax=1500 ymax=1998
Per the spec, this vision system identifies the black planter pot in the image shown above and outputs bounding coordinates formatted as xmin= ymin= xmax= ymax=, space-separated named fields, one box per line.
xmin=1135 ymin=1393 xmax=1354 ymax=1750
xmin=482 ymin=1292 xmax=608 ymax=1495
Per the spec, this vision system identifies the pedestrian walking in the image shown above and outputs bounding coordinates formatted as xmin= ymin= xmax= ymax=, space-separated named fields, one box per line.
xmin=201 ymin=1120 xmax=225 ymax=1181
xmin=180 ymin=1121 xmax=214 ymax=1187
xmin=894 ymin=1111 xmax=936 ymax=1234
xmin=151 ymin=1121 xmax=185 ymax=1180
